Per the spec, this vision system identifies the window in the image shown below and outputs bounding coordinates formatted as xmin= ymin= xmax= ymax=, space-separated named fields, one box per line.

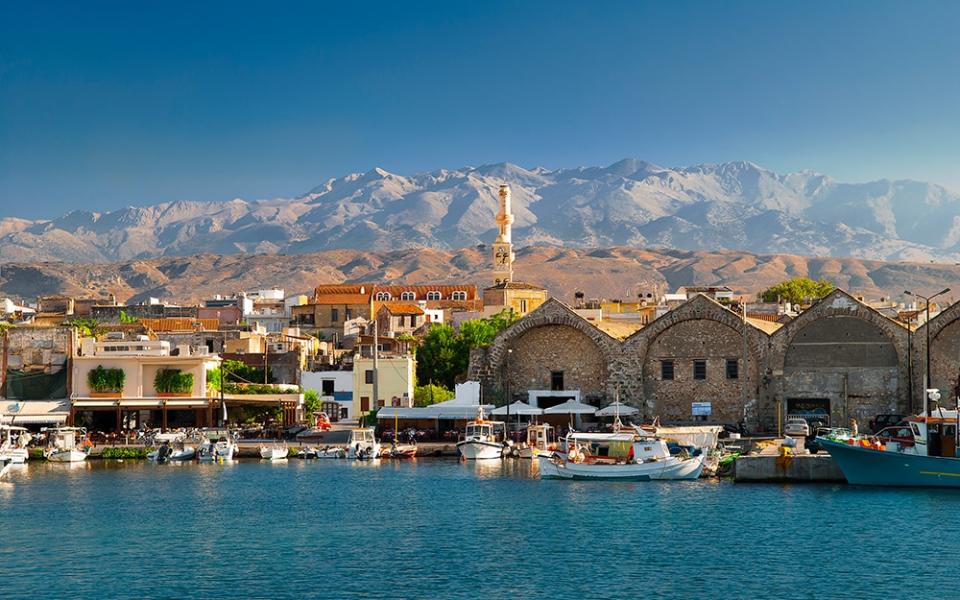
xmin=400 ymin=291 xmax=416 ymax=301
xmin=551 ymin=370 xmax=564 ymax=391
xmin=331 ymin=308 xmax=339 ymax=322
xmin=520 ymin=299 xmax=528 ymax=313
xmin=360 ymin=397 xmax=370 ymax=412
xmin=451 ymin=291 xmax=467 ymax=301
xmin=693 ymin=360 xmax=707 ymax=380
xmin=375 ymin=292 xmax=392 ymax=301
xmin=726 ymin=359 xmax=739 ymax=380
xmin=322 ymin=379 xmax=335 ymax=395
xmin=427 ymin=291 xmax=441 ymax=301
xmin=364 ymin=370 xmax=374 ymax=384
xmin=661 ymin=360 xmax=674 ymax=380
xmin=345 ymin=308 xmax=353 ymax=320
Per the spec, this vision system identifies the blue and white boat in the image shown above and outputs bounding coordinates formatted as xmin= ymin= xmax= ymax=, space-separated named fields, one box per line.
xmin=816 ymin=409 xmax=960 ymax=487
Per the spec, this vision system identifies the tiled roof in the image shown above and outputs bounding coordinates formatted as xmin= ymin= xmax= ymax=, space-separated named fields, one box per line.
xmin=314 ymin=284 xmax=372 ymax=297
xmin=380 ymin=302 xmax=424 ymax=316
xmin=484 ymin=281 xmax=546 ymax=291
xmin=309 ymin=293 xmax=371 ymax=305
xmin=373 ymin=284 xmax=477 ymax=299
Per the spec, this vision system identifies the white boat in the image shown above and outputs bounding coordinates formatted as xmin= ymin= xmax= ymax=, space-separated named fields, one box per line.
xmin=0 ymin=456 xmax=11 ymax=479
xmin=519 ymin=423 xmax=557 ymax=459
xmin=44 ymin=427 xmax=89 ymax=463
xmin=0 ymin=425 xmax=31 ymax=464
xmin=315 ymin=446 xmax=346 ymax=459
xmin=457 ymin=409 xmax=506 ymax=460
xmin=537 ymin=431 xmax=706 ymax=480
xmin=259 ymin=443 xmax=289 ymax=460
xmin=197 ymin=433 xmax=236 ymax=462
xmin=347 ymin=428 xmax=381 ymax=460
xmin=170 ymin=446 xmax=195 ymax=461
xmin=148 ymin=433 xmax=195 ymax=462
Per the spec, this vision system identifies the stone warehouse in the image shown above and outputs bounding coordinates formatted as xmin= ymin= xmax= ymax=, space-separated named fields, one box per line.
xmin=470 ymin=289 xmax=932 ymax=432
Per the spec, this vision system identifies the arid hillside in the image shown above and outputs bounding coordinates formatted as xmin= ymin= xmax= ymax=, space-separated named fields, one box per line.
xmin=3 ymin=246 xmax=960 ymax=306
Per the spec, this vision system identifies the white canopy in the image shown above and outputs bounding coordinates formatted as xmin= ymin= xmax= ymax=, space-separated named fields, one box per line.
xmin=376 ymin=402 xmax=495 ymax=420
xmin=596 ymin=401 xmax=639 ymax=417
xmin=490 ymin=401 xmax=543 ymax=416
xmin=543 ymin=400 xmax=597 ymax=415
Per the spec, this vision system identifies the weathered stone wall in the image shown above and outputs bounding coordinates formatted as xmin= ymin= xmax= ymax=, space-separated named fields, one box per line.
xmin=504 ymin=324 xmax=608 ymax=403
xmin=2 ymin=326 xmax=75 ymax=397
xmin=640 ymin=319 xmax=757 ymax=424
xmin=922 ymin=304 xmax=960 ymax=408
xmin=766 ymin=291 xmax=909 ymax=431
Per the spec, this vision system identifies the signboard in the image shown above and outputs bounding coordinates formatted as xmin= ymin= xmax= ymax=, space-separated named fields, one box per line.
xmin=691 ymin=401 xmax=712 ymax=417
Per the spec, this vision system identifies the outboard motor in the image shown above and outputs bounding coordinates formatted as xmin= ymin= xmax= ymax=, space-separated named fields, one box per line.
xmin=157 ymin=443 xmax=172 ymax=464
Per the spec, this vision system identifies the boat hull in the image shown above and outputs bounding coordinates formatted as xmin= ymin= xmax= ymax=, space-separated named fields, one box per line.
xmin=537 ymin=453 xmax=705 ymax=481
xmin=457 ymin=440 xmax=502 ymax=460
xmin=817 ymin=437 xmax=960 ymax=487
xmin=1 ymin=448 xmax=28 ymax=464
xmin=260 ymin=447 xmax=288 ymax=460
xmin=46 ymin=449 xmax=87 ymax=463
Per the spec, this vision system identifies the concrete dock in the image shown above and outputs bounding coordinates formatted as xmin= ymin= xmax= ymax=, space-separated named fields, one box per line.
xmin=734 ymin=453 xmax=845 ymax=482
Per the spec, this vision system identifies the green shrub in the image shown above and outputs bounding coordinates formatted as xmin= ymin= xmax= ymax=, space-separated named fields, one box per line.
xmin=87 ymin=365 xmax=125 ymax=393
xmin=154 ymin=369 xmax=194 ymax=394
xmin=101 ymin=446 xmax=151 ymax=459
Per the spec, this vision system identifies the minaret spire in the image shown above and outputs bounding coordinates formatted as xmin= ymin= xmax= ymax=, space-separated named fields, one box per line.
xmin=492 ymin=184 xmax=515 ymax=285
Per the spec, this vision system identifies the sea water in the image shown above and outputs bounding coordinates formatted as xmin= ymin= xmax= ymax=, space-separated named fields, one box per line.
xmin=2 ymin=459 xmax=959 ymax=599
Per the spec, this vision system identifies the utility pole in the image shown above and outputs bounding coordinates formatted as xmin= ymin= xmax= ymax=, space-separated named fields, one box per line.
xmin=372 ymin=316 xmax=380 ymax=416
xmin=906 ymin=288 xmax=950 ymax=413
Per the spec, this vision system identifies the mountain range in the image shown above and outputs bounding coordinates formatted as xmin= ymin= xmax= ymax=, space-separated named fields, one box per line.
xmin=2 ymin=246 xmax=959 ymax=307
xmin=3 ymin=159 xmax=960 ymax=263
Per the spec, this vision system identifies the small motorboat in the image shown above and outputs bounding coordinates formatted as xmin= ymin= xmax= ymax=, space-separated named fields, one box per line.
xmin=259 ymin=443 xmax=289 ymax=460
xmin=44 ymin=427 xmax=90 ymax=463
xmin=297 ymin=447 xmax=318 ymax=459
xmin=0 ymin=425 xmax=31 ymax=464
xmin=315 ymin=446 xmax=346 ymax=459
xmin=169 ymin=445 xmax=196 ymax=461
xmin=347 ymin=428 xmax=381 ymax=460
xmin=197 ymin=433 xmax=237 ymax=462
xmin=147 ymin=442 xmax=174 ymax=463
xmin=519 ymin=423 xmax=557 ymax=459
xmin=456 ymin=408 xmax=506 ymax=460
xmin=385 ymin=441 xmax=417 ymax=459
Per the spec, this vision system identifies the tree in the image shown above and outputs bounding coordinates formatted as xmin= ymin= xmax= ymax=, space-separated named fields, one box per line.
xmin=759 ymin=277 xmax=834 ymax=305
xmin=414 ymin=383 xmax=455 ymax=407
xmin=303 ymin=388 xmax=322 ymax=416
xmin=415 ymin=310 xmax=519 ymax=388
xmin=415 ymin=324 xmax=460 ymax=388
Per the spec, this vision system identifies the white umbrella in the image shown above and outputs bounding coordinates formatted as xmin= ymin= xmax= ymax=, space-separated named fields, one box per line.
xmin=490 ymin=401 xmax=543 ymax=416
xmin=543 ymin=400 xmax=597 ymax=415
xmin=596 ymin=401 xmax=639 ymax=417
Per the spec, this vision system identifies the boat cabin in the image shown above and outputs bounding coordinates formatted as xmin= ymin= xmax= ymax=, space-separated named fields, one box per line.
xmin=465 ymin=421 xmax=504 ymax=443
xmin=349 ymin=428 xmax=377 ymax=445
xmin=873 ymin=411 xmax=959 ymax=458
xmin=47 ymin=427 xmax=83 ymax=450
xmin=565 ymin=432 xmax=674 ymax=464
xmin=527 ymin=424 xmax=556 ymax=450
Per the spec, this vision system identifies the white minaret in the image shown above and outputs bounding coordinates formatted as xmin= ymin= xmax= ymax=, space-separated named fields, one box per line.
xmin=492 ymin=184 xmax=515 ymax=285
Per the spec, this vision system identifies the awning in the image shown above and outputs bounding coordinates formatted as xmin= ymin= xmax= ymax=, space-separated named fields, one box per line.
xmin=543 ymin=400 xmax=597 ymax=415
xmin=596 ymin=401 xmax=639 ymax=417
xmin=1 ymin=400 xmax=70 ymax=425
xmin=490 ymin=401 xmax=543 ymax=416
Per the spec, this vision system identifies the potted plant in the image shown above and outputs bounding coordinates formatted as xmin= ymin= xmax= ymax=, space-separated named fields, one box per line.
xmin=87 ymin=365 xmax=125 ymax=397
xmin=154 ymin=368 xmax=194 ymax=397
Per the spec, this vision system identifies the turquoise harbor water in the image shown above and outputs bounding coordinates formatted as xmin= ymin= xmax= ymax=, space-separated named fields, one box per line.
xmin=3 ymin=459 xmax=960 ymax=599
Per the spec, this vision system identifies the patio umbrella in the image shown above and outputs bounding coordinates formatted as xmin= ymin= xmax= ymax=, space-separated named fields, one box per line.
xmin=490 ymin=401 xmax=543 ymax=416
xmin=543 ymin=400 xmax=597 ymax=415
xmin=596 ymin=401 xmax=639 ymax=417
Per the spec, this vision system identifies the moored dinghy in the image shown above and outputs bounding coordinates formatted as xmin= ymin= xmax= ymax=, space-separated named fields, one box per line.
xmin=259 ymin=443 xmax=289 ymax=460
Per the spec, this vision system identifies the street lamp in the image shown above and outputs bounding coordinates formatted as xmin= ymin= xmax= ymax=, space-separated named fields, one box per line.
xmin=905 ymin=288 xmax=950 ymax=410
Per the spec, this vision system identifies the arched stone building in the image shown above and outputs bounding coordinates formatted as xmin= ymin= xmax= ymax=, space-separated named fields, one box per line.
xmin=468 ymin=298 xmax=619 ymax=407
xmin=615 ymin=295 xmax=768 ymax=425
xmin=918 ymin=302 xmax=960 ymax=409
xmin=765 ymin=289 xmax=909 ymax=431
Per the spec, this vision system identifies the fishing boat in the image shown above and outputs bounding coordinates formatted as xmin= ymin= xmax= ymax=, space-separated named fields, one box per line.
xmin=259 ymin=443 xmax=289 ymax=460
xmin=0 ymin=425 xmax=31 ymax=464
xmin=44 ymin=427 xmax=90 ymax=463
xmin=519 ymin=423 xmax=557 ymax=459
xmin=816 ymin=407 xmax=960 ymax=487
xmin=347 ymin=428 xmax=381 ymax=460
xmin=456 ymin=408 xmax=506 ymax=460
xmin=537 ymin=430 xmax=706 ymax=480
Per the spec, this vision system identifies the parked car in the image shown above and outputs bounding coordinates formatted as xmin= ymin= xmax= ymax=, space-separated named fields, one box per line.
xmin=869 ymin=414 xmax=904 ymax=434
xmin=784 ymin=417 xmax=810 ymax=437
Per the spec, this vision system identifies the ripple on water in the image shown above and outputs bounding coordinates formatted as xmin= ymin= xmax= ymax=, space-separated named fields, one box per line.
xmin=3 ymin=460 xmax=960 ymax=599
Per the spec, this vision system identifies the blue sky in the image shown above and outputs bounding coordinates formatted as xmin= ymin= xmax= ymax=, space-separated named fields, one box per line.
xmin=1 ymin=1 xmax=959 ymax=219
